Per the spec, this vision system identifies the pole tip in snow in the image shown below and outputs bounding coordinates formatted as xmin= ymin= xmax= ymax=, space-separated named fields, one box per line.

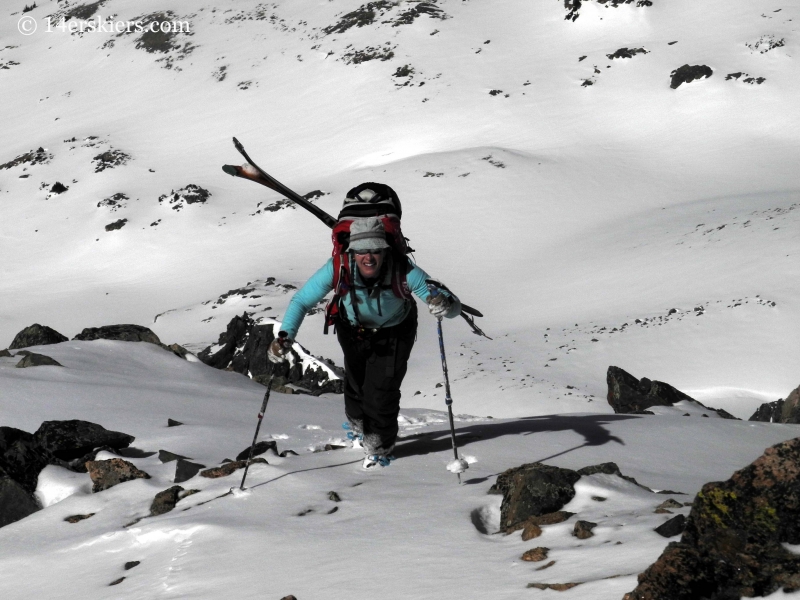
xmin=222 ymin=164 xmax=238 ymax=176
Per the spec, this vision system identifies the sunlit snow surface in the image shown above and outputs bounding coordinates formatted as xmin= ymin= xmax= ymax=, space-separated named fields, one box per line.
xmin=1 ymin=0 xmax=799 ymax=597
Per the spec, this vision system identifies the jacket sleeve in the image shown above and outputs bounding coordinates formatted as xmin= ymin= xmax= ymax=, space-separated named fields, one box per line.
xmin=405 ymin=262 xmax=462 ymax=319
xmin=280 ymin=259 xmax=335 ymax=339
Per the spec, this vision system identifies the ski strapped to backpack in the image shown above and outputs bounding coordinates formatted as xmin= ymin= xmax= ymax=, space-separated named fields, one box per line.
xmin=222 ymin=138 xmax=490 ymax=339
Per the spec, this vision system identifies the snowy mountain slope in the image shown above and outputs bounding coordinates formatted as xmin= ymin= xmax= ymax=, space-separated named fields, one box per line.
xmin=2 ymin=0 xmax=798 ymax=421
xmin=1 ymin=343 xmax=798 ymax=599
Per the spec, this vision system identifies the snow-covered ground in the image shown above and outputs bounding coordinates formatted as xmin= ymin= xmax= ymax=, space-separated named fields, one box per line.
xmin=1 ymin=0 xmax=799 ymax=597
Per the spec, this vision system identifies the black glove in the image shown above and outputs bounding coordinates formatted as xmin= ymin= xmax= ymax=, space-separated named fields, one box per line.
xmin=267 ymin=331 xmax=293 ymax=363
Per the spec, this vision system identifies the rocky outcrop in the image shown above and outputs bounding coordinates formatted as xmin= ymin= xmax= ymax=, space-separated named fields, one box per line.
xmin=489 ymin=463 xmax=581 ymax=533
xmin=15 ymin=353 xmax=62 ymax=368
xmin=624 ymin=437 xmax=800 ymax=600
xmin=749 ymin=384 xmax=800 ymax=424
xmin=69 ymin=325 xmax=191 ymax=360
xmin=150 ymin=485 xmax=184 ymax=516
xmin=8 ymin=324 xmax=68 ymax=349
xmin=670 ymin=64 xmax=713 ymax=89
xmin=35 ymin=420 xmax=134 ymax=466
xmin=86 ymin=458 xmax=151 ymax=492
xmin=0 ymin=420 xmax=137 ymax=527
xmin=573 ymin=520 xmax=597 ymax=539
xmin=73 ymin=324 xmax=161 ymax=344
xmin=0 ymin=471 xmax=40 ymax=527
xmin=0 ymin=427 xmax=49 ymax=494
xmin=198 ymin=313 xmax=343 ymax=395
xmin=607 ymin=366 xmax=737 ymax=419
xmin=235 ymin=440 xmax=278 ymax=461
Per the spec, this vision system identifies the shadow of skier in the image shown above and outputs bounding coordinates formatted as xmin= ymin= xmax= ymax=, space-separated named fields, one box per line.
xmin=393 ymin=413 xmax=633 ymax=461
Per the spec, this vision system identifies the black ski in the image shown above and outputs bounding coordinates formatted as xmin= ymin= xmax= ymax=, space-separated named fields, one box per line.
xmin=223 ymin=138 xmax=489 ymax=338
xmin=223 ymin=137 xmax=337 ymax=228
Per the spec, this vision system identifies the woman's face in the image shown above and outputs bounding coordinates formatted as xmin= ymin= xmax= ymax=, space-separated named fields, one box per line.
xmin=353 ymin=249 xmax=385 ymax=279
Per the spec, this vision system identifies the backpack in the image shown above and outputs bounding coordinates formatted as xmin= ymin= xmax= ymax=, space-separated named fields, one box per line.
xmin=324 ymin=182 xmax=414 ymax=334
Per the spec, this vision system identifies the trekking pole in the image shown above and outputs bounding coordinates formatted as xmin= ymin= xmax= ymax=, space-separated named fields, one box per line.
xmin=429 ymin=286 xmax=469 ymax=484
xmin=240 ymin=372 xmax=275 ymax=490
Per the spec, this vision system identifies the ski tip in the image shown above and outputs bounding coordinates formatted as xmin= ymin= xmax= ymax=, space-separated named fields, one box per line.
xmin=222 ymin=164 xmax=238 ymax=176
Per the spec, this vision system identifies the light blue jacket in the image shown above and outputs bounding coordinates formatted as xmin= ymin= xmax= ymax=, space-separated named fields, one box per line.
xmin=280 ymin=258 xmax=461 ymax=339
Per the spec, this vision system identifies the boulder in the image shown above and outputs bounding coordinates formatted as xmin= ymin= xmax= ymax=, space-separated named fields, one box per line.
xmin=624 ymin=437 xmax=800 ymax=600
xmin=654 ymin=514 xmax=686 ymax=538
xmin=0 ymin=349 xmax=11 ymax=357
xmin=670 ymin=64 xmax=713 ymax=89
xmin=488 ymin=463 xmax=581 ymax=533
xmin=85 ymin=458 xmax=150 ymax=492
xmin=0 ymin=470 xmax=41 ymax=527
xmin=573 ymin=520 xmax=597 ymax=539
xmin=0 ymin=426 xmax=49 ymax=494
xmin=198 ymin=313 xmax=343 ymax=395
xmin=235 ymin=440 xmax=278 ymax=461
xmin=749 ymin=384 xmax=800 ymax=424
xmin=15 ymin=353 xmax=62 ymax=368
xmin=73 ymin=324 xmax=161 ymax=344
xmin=150 ymin=485 xmax=184 ymax=516
xmin=8 ymin=324 xmax=68 ymax=349
xmin=521 ymin=547 xmax=549 ymax=562
xmin=34 ymin=420 xmax=134 ymax=464
xmin=606 ymin=367 xmax=737 ymax=419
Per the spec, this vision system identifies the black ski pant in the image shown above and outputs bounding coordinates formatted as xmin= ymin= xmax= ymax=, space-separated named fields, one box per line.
xmin=336 ymin=304 xmax=417 ymax=456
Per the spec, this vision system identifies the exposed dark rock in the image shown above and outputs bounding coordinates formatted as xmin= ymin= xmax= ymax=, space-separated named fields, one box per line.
xmin=174 ymin=459 xmax=205 ymax=483
xmin=0 ymin=349 xmax=11 ymax=357
xmin=198 ymin=313 xmax=343 ymax=395
xmin=85 ymin=458 xmax=150 ymax=492
xmin=578 ymin=461 xmax=653 ymax=490
xmin=528 ymin=582 xmax=582 ymax=591
xmin=656 ymin=499 xmax=683 ymax=511
xmin=105 ymin=218 xmax=128 ymax=232
xmin=200 ymin=458 xmax=267 ymax=479
xmin=749 ymin=385 xmax=800 ymax=424
xmin=49 ymin=182 xmax=69 ymax=195
xmin=158 ymin=184 xmax=210 ymax=211
xmin=670 ymin=64 xmax=713 ymax=89
xmin=15 ymin=353 xmax=62 ymax=368
xmin=654 ymin=514 xmax=686 ymax=537
xmin=624 ymin=437 xmax=800 ymax=599
xmin=150 ymin=485 xmax=184 ymax=516
xmin=109 ymin=577 xmax=125 ymax=586
xmin=607 ymin=366 xmax=694 ymax=412
xmin=520 ymin=510 xmax=575 ymax=540
xmin=73 ymin=324 xmax=161 ymax=344
xmin=489 ymin=463 xmax=581 ymax=533
xmin=574 ymin=520 xmax=598 ymax=539
xmin=564 ymin=0 xmax=652 ymax=22
xmin=607 ymin=47 xmax=648 ymax=59
xmin=0 ymin=426 xmax=49 ymax=494
xmin=97 ymin=192 xmax=128 ymax=211
xmin=92 ymin=149 xmax=130 ymax=172
xmin=64 ymin=513 xmax=95 ymax=523
xmin=606 ymin=367 xmax=736 ymax=419
xmin=9 ymin=324 xmax=68 ymax=349
xmin=124 ymin=561 xmax=140 ymax=570
xmin=167 ymin=418 xmax=183 ymax=427
xmin=328 ymin=491 xmax=342 ymax=502
xmin=280 ymin=596 xmax=298 ymax=600
xmin=521 ymin=547 xmax=549 ymax=562
xmin=35 ymin=420 xmax=134 ymax=464
xmin=235 ymin=441 xmax=278 ymax=461
xmin=0 ymin=470 xmax=41 ymax=527
xmin=0 ymin=147 xmax=52 ymax=170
